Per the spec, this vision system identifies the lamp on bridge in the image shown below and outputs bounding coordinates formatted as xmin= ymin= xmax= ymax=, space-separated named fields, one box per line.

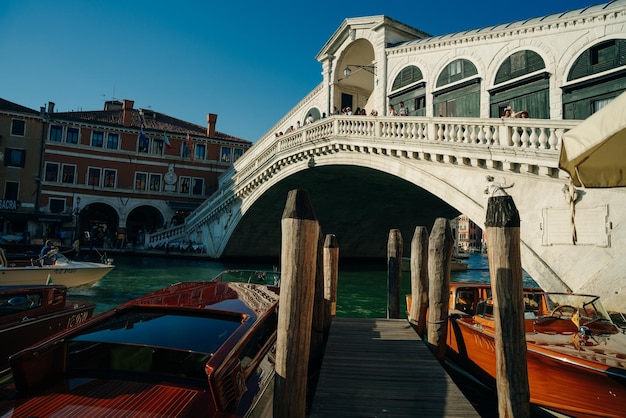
xmin=343 ymin=64 xmax=377 ymax=78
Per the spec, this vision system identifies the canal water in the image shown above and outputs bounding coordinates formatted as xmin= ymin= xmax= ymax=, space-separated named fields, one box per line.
xmin=68 ymin=252 xmax=537 ymax=316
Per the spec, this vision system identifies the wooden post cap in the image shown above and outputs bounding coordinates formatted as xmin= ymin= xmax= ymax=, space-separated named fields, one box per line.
xmin=485 ymin=195 xmax=520 ymax=228
xmin=282 ymin=189 xmax=317 ymax=221
xmin=324 ymin=234 xmax=338 ymax=248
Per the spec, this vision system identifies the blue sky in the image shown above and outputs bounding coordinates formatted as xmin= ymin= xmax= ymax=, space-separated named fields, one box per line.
xmin=1 ymin=0 xmax=600 ymax=142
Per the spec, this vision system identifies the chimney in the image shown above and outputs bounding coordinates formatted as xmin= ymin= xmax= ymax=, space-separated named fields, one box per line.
xmin=47 ymin=102 xmax=55 ymax=113
xmin=122 ymin=99 xmax=134 ymax=127
xmin=207 ymin=113 xmax=217 ymax=137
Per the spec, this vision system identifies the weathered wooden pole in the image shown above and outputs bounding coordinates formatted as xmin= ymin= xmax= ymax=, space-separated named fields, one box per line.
xmin=323 ymin=234 xmax=339 ymax=339
xmin=427 ymin=218 xmax=454 ymax=363
xmin=309 ymin=229 xmax=325 ymax=372
xmin=387 ymin=229 xmax=403 ymax=319
xmin=485 ymin=195 xmax=530 ymax=418
xmin=409 ymin=226 xmax=429 ymax=338
xmin=274 ymin=189 xmax=319 ymax=418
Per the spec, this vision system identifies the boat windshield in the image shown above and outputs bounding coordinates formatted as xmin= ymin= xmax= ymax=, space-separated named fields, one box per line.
xmin=63 ymin=308 xmax=244 ymax=383
xmin=544 ymin=292 xmax=612 ymax=321
xmin=69 ymin=308 xmax=243 ymax=354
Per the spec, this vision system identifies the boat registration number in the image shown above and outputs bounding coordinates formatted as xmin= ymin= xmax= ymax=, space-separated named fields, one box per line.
xmin=67 ymin=311 xmax=91 ymax=328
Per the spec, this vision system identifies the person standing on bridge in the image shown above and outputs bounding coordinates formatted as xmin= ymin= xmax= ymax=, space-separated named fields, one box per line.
xmin=388 ymin=104 xmax=397 ymax=116
xmin=398 ymin=101 xmax=409 ymax=116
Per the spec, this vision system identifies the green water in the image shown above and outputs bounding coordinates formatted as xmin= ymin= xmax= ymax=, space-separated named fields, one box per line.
xmin=67 ymin=253 xmax=536 ymax=317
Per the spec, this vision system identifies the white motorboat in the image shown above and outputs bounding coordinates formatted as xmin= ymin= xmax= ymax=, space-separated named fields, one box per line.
xmin=0 ymin=248 xmax=114 ymax=288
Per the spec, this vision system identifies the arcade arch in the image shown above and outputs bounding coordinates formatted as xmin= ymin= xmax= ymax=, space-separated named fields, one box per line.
xmin=433 ymin=59 xmax=480 ymax=117
xmin=125 ymin=205 xmax=165 ymax=247
xmin=336 ymin=39 xmax=376 ymax=113
xmin=79 ymin=202 xmax=118 ymax=248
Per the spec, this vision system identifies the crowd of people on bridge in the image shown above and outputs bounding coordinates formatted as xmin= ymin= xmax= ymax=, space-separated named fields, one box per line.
xmin=273 ymin=102 xmax=529 ymax=137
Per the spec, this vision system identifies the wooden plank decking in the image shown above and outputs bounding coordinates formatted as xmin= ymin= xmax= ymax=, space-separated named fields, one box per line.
xmin=309 ymin=318 xmax=481 ymax=418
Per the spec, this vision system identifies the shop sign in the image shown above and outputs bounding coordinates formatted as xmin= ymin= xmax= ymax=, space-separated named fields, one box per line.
xmin=0 ymin=200 xmax=17 ymax=210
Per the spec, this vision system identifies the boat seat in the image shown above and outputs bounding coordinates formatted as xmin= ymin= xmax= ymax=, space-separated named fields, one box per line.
xmin=533 ymin=316 xmax=578 ymax=333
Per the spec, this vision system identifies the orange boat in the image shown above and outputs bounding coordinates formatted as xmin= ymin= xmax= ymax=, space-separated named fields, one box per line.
xmin=408 ymin=282 xmax=626 ymax=417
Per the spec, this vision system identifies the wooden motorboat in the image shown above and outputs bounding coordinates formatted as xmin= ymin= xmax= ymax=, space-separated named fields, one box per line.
xmin=0 ymin=248 xmax=114 ymax=288
xmin=409 ymin=282 xmax=626 ymax=417
xmin=0 ymin=285 xmax=95 ymax=374
xmin=0 ymin=281 xmax=280 ymax=417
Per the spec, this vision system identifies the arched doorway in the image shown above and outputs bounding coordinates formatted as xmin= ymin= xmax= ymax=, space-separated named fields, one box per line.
xmin=126 ymin=206 xmax=165 ymax=247
xmin=336 ymin=39 xmax=376 ymax=114
xmin=79 ymin=203 xmax=118 ymax=248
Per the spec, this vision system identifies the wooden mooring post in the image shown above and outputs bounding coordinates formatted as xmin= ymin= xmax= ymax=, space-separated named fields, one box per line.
xmin=485 ymin=195 xmax=530 ymax=418
xmin=322 ymin=234 xmax=339 ymax=339
xmin=387 ymin=229 xmax=403 ymax=319
xmin=274 ymin=189 xmax=320 ymax=418
xmin=309 ymin=229 xmax=325 ymax=371
xmin=409 ymin=226 xmax=429 ymax=338
xmin=427 ymin=218 xmax=453 ymax=363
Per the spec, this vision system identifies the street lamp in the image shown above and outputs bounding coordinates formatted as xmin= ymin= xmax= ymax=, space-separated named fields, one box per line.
xmin=342 ymin=64 xmax=377 ymax=78
xmin=73 ymin=197 xmax=81 ymax=242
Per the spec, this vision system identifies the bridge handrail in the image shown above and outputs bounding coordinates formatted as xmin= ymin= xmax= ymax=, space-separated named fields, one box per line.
xmin=180 ymin=115 xmax=579 ymax=238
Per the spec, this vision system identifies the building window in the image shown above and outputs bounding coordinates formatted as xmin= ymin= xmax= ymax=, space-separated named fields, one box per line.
xmin=49 ymin=198 xmax=65 ymax=214
xmin=593 ymin=97 xmax=614 ymax=112
xmin=87 ymin=167 xmax=101 ymax=187
xmin=135 ymin=172 xmax=148 ymax=190
xmin=50 ymin=125 xmax=63 ymax=142
xmin=233 ymin=148 xmax=244 ymax=162
xmin=192 ymin=177 xmax=204 ymax=196
xmin=220 ymin=147 xmax=232 ymax=163
xmin=148 ymin=139 xmax=163 ymax=155
xmin=194 ymin=143 xmax=206 ymax=160
xmin=61 ymin=165 xmax=76 ymax=184
xmin=149 ymin=174 xmax=162 ymax=191
xmin=44 ymin=162 xmax=59 ymax=182
xmin=104 ymin=169 xmax=116 ymax=188
xmin=183 ymin=142 xmax=191 ymax=159
xmin=91 ymin=131 xmax=104 ymax=147
xmin=66 ymin=127 xmax=79 ymax=144
xmin=11 ymin=119 xmax=25 ymax=137
xmin=106 ymin=133 xmax=119 ymax=150
xmin=450 ymin=60 xmax=462 ymax=76
xmin=4 ymin=181 xmax=18 ymax=200
xmin=4 ymin=148 xmax=26 ymax=167
xmin=591 ymin=40 xmax=615 ymax=66
xmin=179 ymin=176 xmax=190 ymax=194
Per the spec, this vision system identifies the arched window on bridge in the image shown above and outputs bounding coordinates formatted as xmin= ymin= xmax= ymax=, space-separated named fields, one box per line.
xmin=489 ymin=50 xmax=549 ymax=119
xmin=433 ymin=59 xmax=480 ymax=118
xmin=388 ymin=65 xmax=426 ymax=116
xmin=563 ymin=38 xmax=626 ymax=120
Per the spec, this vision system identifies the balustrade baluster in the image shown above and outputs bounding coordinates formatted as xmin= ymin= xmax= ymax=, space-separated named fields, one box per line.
xmin=445 ymin=124 xmax=453 ymax=143
xmin=548 ymin=128 xmax=557 ymax=149
xmin=437 ymin=123 xmax=444 ymax=141
xmin=470 ymin=125 xmax=478 ymax=144
xmin=529 ymin=128 xmax=539 ymax=149
xmin=484 ymin=126 xmax=493 ymax=145
xmin=477 ymin=126 xmax=485 ymax=144
xmin=417 ymin=122 xmax=424 ymax=140
xmin=521 ymin=127 xmax=530 ymax=147
xmin=511 ymin=126 xmax=521 ymax=147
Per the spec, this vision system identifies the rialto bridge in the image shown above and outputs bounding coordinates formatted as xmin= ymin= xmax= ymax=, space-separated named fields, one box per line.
xmin=147 ymin=2 xmax=626 ymax=313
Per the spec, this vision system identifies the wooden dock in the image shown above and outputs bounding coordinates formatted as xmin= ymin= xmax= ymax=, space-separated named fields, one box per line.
xmin=309 ymin=318 xmax=481 ymax=417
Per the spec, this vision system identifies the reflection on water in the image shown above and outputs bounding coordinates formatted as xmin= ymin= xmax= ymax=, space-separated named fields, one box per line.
xmin=69 ymin=253 xmax=537 ymax=318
